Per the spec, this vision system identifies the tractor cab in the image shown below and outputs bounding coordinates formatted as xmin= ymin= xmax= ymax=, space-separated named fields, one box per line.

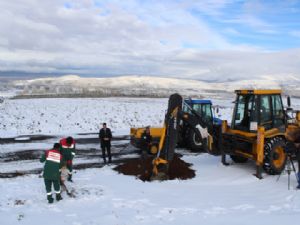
xmin=183 ymin=99 xmax=213 ymax=125
xmin=232 ymin=90 xmax=285 ymax=133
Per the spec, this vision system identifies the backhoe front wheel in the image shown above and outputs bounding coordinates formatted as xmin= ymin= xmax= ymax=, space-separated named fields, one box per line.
xmin=263 ymin=137 xmax=287 ymax=175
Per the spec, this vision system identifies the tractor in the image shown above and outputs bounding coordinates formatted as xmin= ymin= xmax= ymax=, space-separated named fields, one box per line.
xmin=178 ymin=99 xmax=221 ymax=151
xmin=130 ymin=98 xmax=218 ymax=153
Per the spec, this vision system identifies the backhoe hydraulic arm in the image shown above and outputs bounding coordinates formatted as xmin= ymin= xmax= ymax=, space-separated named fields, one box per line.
xmin=152 ymin=93 xmax=210 ymax=179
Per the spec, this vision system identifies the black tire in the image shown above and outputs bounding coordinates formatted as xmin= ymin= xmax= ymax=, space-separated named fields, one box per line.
xmin=188 ymin=129 xmax=204 ymax=151
xmin=230 ymin=155 xmax=248 ymax=163
xmin=263 ymin=137 xmax=287 ymax=175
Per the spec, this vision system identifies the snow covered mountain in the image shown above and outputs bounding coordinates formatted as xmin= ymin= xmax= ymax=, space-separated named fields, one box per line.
xmin=3 ymin=74 xmax=300 ymax=98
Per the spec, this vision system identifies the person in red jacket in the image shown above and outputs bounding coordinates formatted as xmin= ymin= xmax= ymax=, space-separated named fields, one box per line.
xmin=60 ymin=136 xmax=76 ymax=182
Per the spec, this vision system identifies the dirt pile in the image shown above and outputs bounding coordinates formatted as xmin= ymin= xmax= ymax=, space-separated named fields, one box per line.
xmin=113 ymin=154 xmax=195 ymax=181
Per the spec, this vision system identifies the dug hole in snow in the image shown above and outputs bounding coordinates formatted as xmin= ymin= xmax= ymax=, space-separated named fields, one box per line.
xmin=114 ymin=153 xmax=195 ymax=181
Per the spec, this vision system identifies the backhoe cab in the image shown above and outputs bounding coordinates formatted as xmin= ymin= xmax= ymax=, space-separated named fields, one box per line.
xmin=231 ymin=90 xmax=285 ymax=132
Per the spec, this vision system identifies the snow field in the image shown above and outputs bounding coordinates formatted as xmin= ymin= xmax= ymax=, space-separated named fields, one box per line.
xmin=1 ymin=154 xmax=300 ymax=225
xmin=0 ymin=98 xmax=168 ymax=138
xmin=0 ymin=97 xmax=237 ymax=138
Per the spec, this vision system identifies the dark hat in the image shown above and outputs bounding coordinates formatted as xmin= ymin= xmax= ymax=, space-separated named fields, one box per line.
xmin=66 ymin=136 xmax=73 ymax=145
xmin=53 ymin=143 xmax=60 ymax=149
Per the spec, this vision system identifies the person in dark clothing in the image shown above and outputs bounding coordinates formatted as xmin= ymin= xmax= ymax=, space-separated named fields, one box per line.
xmin=40 ymin=143 xmax=63 ymax=203
xmin=141 ymin=126 xmax=152 ymax=156
xmin=99 ymin=123 xmax=112 ymax=163
xmin=286 ymin=143 xmax=300 ymax=189
xmin=286 ymin=130 xmax=300 ymax=189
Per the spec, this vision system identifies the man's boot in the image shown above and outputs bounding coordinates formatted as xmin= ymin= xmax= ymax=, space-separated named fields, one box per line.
xmin=56 ymin=193 xmax=63 ymax=201
xmin=47 ymin=194 xmax=54 ymax=204
xmin=67 ymin=174 xmax=73 ymax=182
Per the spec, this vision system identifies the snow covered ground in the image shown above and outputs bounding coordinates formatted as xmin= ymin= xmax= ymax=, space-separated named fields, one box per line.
xmin=1 ymin=97 xmax=300 ymax=224
xmin=0 ymin=97 xmax=236 ymax=138
xmin=0 ymin=98 xmax=168 ymax=138
xmin=1 ymin=154 xmax=300 ymax=225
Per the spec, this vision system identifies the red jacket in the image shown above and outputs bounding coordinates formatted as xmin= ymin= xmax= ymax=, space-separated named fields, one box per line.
xmin=60 ymin=138 xmax=76 ymax=161
xmin=60 ymin=138 xmax=75 ymax=149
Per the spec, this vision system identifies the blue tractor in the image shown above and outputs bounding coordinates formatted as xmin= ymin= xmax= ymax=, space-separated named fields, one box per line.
xmin=178 ymin=98 xmax=221 ymax=151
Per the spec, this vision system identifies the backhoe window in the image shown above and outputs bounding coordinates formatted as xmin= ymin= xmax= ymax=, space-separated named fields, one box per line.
xmin=233 ymin=95 xmax=256 ymax=131
xmin=271 ymin=95 xmax=284 ymax=127
xmin=260 ymin=95 xmax=272 ymax=129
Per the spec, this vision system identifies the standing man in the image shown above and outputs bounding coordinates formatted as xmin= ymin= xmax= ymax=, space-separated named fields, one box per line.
xmin=141 ymin=126 xmax=152 ymax=156
xmin=60 ymin=136 xmax=76 ymax=182
xmin=40 ymin=143 xmax=63 ymax=204
xmin=99 ymin=123 xmax=112 ymax=163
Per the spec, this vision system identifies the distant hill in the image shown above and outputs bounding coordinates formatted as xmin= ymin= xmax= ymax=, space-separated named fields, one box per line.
xmin=2 ymin=74 xmax=300 ymax=98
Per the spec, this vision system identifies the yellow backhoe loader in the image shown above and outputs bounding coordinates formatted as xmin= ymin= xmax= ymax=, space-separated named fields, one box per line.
xmin=220 ymin=89 xmax=300 ymax=178
xmin=131 ymin=90 xmax=300 ymax=179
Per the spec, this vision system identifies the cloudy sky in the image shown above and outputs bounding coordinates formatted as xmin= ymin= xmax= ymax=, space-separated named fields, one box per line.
xmin=0 ymin=0 xmax=300 ymax=81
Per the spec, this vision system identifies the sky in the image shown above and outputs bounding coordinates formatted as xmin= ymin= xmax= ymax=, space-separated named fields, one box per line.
xmin=0 ymin=0 xmax=300 ymax=81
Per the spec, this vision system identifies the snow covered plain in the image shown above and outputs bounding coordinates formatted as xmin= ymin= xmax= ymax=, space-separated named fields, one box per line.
xmin=1 ymin=97 xmax=300 ymax=225
xmin=0 ymin=98 xmax=169 ymax=138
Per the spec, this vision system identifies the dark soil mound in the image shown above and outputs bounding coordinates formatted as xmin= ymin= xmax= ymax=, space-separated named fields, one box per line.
xmin=113 ymin=154 xmax=195 ymax=181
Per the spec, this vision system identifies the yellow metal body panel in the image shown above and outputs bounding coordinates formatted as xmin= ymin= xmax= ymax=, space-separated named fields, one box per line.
xmin=152 ymin=157 xmax=168 ymax=176
xmin=235 ymin=89 xmax=282 ymax=95
xmin=224 ymin=127 xmax=286 ymax=156
xmin=286 ymin=124 xmax=300 ymax=142
xmin=158 ymin=126 xmax=166 ymax=153
xmin=225 ymin=128 xmax=257 ymax=138
xmin=225 ymin=127 xmax=284 ymax=140
xmin=256 ymin=126 xmax=265 ymax=166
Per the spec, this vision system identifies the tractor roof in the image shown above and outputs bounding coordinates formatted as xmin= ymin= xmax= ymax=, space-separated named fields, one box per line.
xmin=184 ymin=99 xmax=212 ymax=104
xmin=235 ymin=90 xmax=282 ymax=95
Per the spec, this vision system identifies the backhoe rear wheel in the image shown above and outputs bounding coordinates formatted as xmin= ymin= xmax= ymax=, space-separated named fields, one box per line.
xmin=188 ymin=129 xmax=203 ymax=152
xmin=263 ymin=137 xmax=287 ymax=175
